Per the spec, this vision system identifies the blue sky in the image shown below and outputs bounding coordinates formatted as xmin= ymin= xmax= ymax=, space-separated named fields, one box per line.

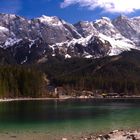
xmin=0 ymin=0 xmax=140 ymax=23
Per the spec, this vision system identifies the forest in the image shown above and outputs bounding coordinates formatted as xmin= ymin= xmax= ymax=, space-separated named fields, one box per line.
xmin=0 ymin=66 xmax=43 ymax=98
xmin=0 ymin=49 xmax=140 ymax=98
xmin=39 ymin=50 xmax=140 ymax=95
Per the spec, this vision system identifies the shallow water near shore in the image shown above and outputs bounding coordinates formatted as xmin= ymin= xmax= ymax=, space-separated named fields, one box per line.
xmin=0 ymin=98 xmax=140 ymax=139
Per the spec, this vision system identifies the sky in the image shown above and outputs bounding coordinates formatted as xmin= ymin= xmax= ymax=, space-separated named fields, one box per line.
xmin=0 ymin=0 xmax=140 ymax=23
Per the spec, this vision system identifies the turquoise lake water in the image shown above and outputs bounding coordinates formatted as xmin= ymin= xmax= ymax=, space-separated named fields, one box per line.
xmin=0 ymin=99 xmax=140 ymax=136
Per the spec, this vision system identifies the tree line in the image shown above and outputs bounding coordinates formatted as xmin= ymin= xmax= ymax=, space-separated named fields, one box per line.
xmin=39 ymin=51 xmax=140 ymax=95
xmin=0 ymin=50 xmax=140 ymax=98
xmin=0 ymin=66 xmax=43 ymax=98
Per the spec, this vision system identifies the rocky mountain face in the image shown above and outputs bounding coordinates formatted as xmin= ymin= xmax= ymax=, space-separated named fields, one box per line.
xmin=0 ymin=13 xmax=139 ymax=64
xmin=112 ymin=15 xmax=140 ymax=46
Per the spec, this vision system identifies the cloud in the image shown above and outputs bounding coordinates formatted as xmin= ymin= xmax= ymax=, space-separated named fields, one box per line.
xmin=60 ymin=0 xmax=140 ymax=13
xmin=0 ymin=0 xmax=21 ymax=14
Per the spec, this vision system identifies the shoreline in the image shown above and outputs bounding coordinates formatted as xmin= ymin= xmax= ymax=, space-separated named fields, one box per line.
xmin=0 ymin=97 xmax=64 ymax=102
xmin=0 ymin=129 xmax=140 ymax=140
xmin=1 ymin=96 xmax=140 ymax=102
xmin=0 ymin=97 xmax=139 ymax=139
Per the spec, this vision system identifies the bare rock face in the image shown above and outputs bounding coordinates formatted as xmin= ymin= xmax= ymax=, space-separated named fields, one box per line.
xmin=33 ymin=15 xmax=81 ymax=44
xmin=74 ymin=21 xmax=98 ymax=37
xmin=0 ymin=13 xmax=139 ymax=64
xmin=94 ymin=17 xmax=120 ymax=37
xmin=5 ymin=38 xmax=52 ymax=64
xmin=0 ymin=14 xmax=81 ymax=44
xmin=112 ymin=15 xmax=140 ymax=46
xmin=0 ymin=13 xmax=31 ymax=41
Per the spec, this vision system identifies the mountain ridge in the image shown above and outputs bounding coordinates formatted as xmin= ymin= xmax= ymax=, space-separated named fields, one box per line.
xmin=0 ymin=13 xmax=139 ymax=64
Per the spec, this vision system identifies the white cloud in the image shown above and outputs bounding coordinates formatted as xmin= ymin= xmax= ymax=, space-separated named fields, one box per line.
xmin=60 ymin=0 xmax=140 ymax=13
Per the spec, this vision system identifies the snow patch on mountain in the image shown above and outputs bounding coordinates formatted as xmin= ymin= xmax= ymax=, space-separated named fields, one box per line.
xmin=38 ymin=15 xmax=63 ymax=27
xmin=54 ymin=34 xmax=93 ymax=48
xmin=65 ymin=54 xmax=71 ymax=58
xmin=0 ymin=26 xmax=9 ymax=32
xmin=4 ymin=38 xmax=22 ymax=48
xmin=54 ymin=32 xmax=136 ymax=55
xmin=99 ymin=34 xmax=136 ymax=55
xmin=95 ymin=17 xmax=112 ymax=25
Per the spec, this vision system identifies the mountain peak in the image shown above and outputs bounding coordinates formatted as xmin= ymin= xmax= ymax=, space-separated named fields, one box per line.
xmin=115 ymin=15 xmax=128 ymax=21
xmin=0 ymin=13 xmax=139 ymax=64
xmin=37 ymin=15 xmax=62 ymax=26
xmin=101 ymin=17 xmax=111 ymax=21
xmin=95 ymin=16 xmax=111 ymax=23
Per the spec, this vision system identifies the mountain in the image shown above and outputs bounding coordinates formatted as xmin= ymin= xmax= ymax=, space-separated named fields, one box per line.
xmin=40 ymin=49 xmax=140 ymax=94
xmin=112 ymin=15 xmax=140 ymax=46
xmin=0 ymin=13 xmax=139 ymax=64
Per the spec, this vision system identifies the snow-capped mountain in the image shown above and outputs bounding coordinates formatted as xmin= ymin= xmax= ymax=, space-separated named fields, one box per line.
xmin=74 ymin=21 xmax=98 ymax=37
xmin=0 ymin=13 xmax=139 ymax=64
xmin=112 ymin=15 xmax=140 ymax=46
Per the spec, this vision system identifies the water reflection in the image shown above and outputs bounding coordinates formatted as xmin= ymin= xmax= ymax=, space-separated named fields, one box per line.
xmin=0 ymin=99 xmax=140 ymax=134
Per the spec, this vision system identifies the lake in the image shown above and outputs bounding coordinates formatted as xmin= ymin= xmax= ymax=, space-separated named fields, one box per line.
xmin=0 ymin=98 xmax=140 ymax=139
